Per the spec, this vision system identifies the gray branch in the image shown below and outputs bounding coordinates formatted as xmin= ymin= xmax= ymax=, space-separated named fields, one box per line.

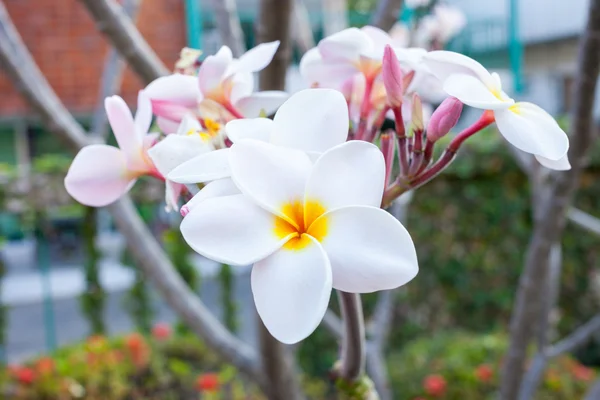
xmin=90 ymin=0 xmax=141 ymax=138
xmin=500 ymin=0 xmax=600 ymax=398
xmin=0 ymin=3 xmax=266 ymax=388
xmin=584 ymin=377 xmax=600 ymax=400
xmin=370 ymin=0 xmax=404 ymax=32
xmin=257 ymin=0 xmax=293 ymax=91
xmin=291 ymin=0 xmax=315 ymax=53
xmin=209 ymin=0 xmax=246 ymax=57
xmin=77 ymin=0 xmax=169 ymax=83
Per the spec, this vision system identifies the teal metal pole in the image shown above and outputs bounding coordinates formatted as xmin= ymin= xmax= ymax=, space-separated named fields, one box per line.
xmin=508 ymin=0 xmax=524 ymax=93
xmin=184 ymin=0 xmax=202 ymax=48
xmin=37 ymin=221 xmax=56 ymax=352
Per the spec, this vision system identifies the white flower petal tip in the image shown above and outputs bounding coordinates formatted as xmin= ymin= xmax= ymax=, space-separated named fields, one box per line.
xmin=235 ymin=41 xmax=280 ymax=74
xmin=183 ymin=178 xmax=240 ymax=213
xmin=252 ymin=236 xmax=332 ymax=344
xmin=167 ymin=148 xmax=232 ymax=184
xmin=64 ymin=145 xmax=134 ymax=207
xmin=225 ymin=118 xmax=274 ymax=143
xmin=535 ymin=154 xmax=571 ymax=171
xmin=272 ymin=88 xmax=349 ymax=152
xmin=319 ymin=206 xmax=419 ymax=293
xmin=180 ymin=194 xmax=289 ymax=266
xmin=494 ymin=102 xmax=569 ymax=160
xmin=234 ymin=91 xmax=288 ymax=118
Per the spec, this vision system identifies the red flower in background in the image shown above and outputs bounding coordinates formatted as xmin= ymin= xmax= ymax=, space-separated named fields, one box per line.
xmin=9 ymin=365 xmax=36 ymax=385
xmin=152 ymin=323 xmax=172 ymax=341
xmin=475 ymin=364 xmax=494 ymax=382
xmin=572 ymin=364 xmax=594 ymax=382
xmin=423 ymin=374 xmax=447 ymax=397
xmin=35 ymin=357 xmax=55 ymax=375
xmin=125 ymin=333 xmax=150 ymax=368
xmin=196 ymin=373 xmax=220 ymax=392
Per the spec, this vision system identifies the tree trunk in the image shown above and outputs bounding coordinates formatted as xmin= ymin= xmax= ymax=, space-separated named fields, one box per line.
xmin=257 ymin=0 xmax=293 ymax=91
xmin=209 ymin=0 xmax=246 ymax=57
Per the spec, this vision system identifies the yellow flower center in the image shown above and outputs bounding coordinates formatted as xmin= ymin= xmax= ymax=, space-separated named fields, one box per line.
xmin=273 ymin=199 xmax=328 ymax=251
xmin=204 ymin=118 xmax=221 ymax=136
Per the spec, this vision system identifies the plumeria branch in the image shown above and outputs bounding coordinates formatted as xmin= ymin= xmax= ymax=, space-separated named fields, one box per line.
xmin=370 ymin=0 xmax=404 ymax=32
xmin=338 ymin=291 xmax=366 ymax=381
xmin=77 ymin=0 xmax=169 ymax=82
xmin=0 ymin=3 xmax=267 ymax=389
xmin=500 ymin=0 xmax=600 ymax=397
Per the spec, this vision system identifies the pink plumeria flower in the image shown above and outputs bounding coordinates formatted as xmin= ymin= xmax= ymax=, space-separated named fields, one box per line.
xmin=423 ymin=51 xmax=570 ymax=170
xmin=144 ymin=41 xmax=288 ymax=132
xmin=181 ymin=139 xmax=419 ymax=344
xmin=147 ymin=115 xmax=219 ymax=211
xmin=64 ymin=92 xmax=159 ymax=207
xmin=168 ymin=89 xmax=349 ymax=214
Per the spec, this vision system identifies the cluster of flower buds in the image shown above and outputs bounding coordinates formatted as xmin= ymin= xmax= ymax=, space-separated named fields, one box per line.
xmin=63 ymin=25 xmax=570 ymax=345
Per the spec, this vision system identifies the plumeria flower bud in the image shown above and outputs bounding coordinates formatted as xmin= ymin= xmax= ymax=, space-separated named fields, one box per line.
xmin=382 ymin=45 xmax=403 ymax=108
xmin=422 ymin=51 xmax=570 ymax=170
xmin=410 ymin=93 xmax=424 ymax=133
xmin=64 ymin=91 xmax=159 ymax=207
xmin=427 ymin=97 xmax=463 ymax=142
xmin=181 ymin=140 xmax=418 ymax=344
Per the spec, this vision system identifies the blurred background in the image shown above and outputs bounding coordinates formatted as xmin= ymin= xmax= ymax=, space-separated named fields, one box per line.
xmin=0 ymin=0 xmax=599 ymax=399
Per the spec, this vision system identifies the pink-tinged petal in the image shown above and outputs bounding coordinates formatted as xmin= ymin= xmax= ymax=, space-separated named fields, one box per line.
xmin=318 ymin=27 xmax=372 ymax=62
xmin=105 ymin=95 xmax=141 ymax=160
xmin=252 ymin=236 xmax=332 ymax=344
xmin=165 ymin=180 xmax=184 ymax=212
xmin=145 ymin=74 xmax=200 ymax=108
xmin=228 ymin=72 xmax=255 ymax=105
xmin=183 ymin=178 xmax=240 ymax=213
xmin=235 ymin=91 xmax=289 ymax=117
xmin=234 ymin=41 xmax=280 ymax=74
xmin=535 ymin=154 xmax=571 ymax=171
xmin=64 ymin=145 xmax=135 ymax=207
xmin=198 ymin=46 xmax=233 ymax=95
xmin=181 ymin=194 xmax=289 ymax=266
xmin=147 ymin=134 xmax=214 ymax=178
xmin=299 ymin=49 xmax=358 ymax=89
xmin=156 ymin=117 xmax=181 ymax=134
xmin=151 ymin=100 xmax=196 ymax=127
xmin=134 ymin=90 xmax=153 ymax=138
xmin=360 ymin=25 xmax=393 ymax=58
xmin=317 ymin=205 xmax=418 ymax=293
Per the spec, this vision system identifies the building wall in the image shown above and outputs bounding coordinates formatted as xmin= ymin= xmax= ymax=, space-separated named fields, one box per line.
xmin=0 ymin=0 xmax=186 ymax=118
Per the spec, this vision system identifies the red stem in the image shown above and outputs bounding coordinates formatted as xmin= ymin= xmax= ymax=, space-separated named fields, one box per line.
xmin=415 ymin=139 xmax=434 ymax=176
xmin=355 ymin=77 xmax=374 ymax=140
xmin=392 ymin=106 xmax=409 ymax=176
xmin=223 ymin=101 xmax=245 ymax=119
xmin=448 ymin=110 xmax=495 ymax=152
xmin=408 ymin=129 xmax=424 ymax=177
xmin=364 ymin=106 xmax=389 ymax=143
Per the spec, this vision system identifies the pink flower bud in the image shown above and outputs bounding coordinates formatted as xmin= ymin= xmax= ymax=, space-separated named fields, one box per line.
xmin=411 ymin=93 xmax=424 ymax=133
xmin=382 ymin=45 xmax=403 ymax=108
xmin=180 ymin=205 xmax=190 ymax=217
xmin=427 ymin=97 xmax=463 ymax=142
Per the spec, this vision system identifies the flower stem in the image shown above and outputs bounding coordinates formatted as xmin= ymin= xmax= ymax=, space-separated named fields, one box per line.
xmin=355 ymin=77 xmax=374 ymax=140
xmin=364 ymin=105 xmax=389 ymax=143
xmin=447 ymin=110 xmax=495 ymax=152
xmin=393 ymin=106 xmax=409 ymax=177
xmin=338 ymin=291 xmax=366 ymax=381
xmin=408 ymin=128 xmax=424 ymax=177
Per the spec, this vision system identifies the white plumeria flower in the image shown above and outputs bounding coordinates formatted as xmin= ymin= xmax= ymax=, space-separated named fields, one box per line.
xmin=167 ymin=89 xmax=349 ymax=192
xmin=422 ymin=51 xmax=570 ymax=170
xmin=181 ymin=139 xmax=419 ymax=344
xmin=147 ymin=115 xmax=217 ymax=211
xmin=145 ymin=41 xmax=288 ymax=132
xmin=415 ymin=4 xmax=466 ymax=47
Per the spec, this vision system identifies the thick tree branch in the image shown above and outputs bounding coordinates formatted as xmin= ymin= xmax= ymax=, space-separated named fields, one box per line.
xmin=338 ymin=291 xmax=366 ymax=381
xmin=77 ymin=0 xmax=169 ymax=82
xmin=500 ymin=0 xmax=600 ymax=398
xmin=257 ymin=0 xmax=293 ymax=90
xmin=91 ymin=0 xmax=141 ymax=138
xmin=209 ymin=0 xmax=246 ymax=57
xmin=0 ymin=3 xmax=265 ymax=388
xmin=370 ymin=0 xmax=404 ymax=32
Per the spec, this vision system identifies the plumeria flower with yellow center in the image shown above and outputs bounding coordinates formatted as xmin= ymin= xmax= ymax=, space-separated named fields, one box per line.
xmin=64 ymin=92 xmax=160 ymax=207
xmin=422 ymin=51 xmax=570 ymax=170
xmin=148 ymin=115 xmax=221 ymax=211
xmin=181 ymin=139 xmax=419 ymax=344
xmin=167 ymin=89 xmax=349 ymax=198
xmin=144 ymin=41 xmax=288 ymax=133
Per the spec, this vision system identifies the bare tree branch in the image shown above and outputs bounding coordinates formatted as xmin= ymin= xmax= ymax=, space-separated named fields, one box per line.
xmin=568 ymin=208 xmax=600 ymax=236
xmin=500 ymin=0 xmax=600 ymax=397
xmin=584 ymin=376 xmax=600 ymax=400
xmin=77 ymin=0 xmax=169 ymax=82
xmin=208 ymin=0 xmax=246 ymax=57
xmin=370 ymin=0 xmax=404 ymax=32
xmin=338 ymin=291 xmax=366 ymax=380
xmin=0 ymin=3 xmax=266 ymax=388
xmin=90 ymin=0 xmax=141 ymax=138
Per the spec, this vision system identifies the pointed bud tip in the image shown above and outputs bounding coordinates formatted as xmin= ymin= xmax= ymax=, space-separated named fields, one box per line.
xmin=427 ymin=97 xmax=463 ymax=142
xmin=382 ymin=45 xmax=404 ymax=108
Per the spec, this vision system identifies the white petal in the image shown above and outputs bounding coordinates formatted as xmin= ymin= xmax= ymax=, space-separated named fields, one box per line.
xmin=225 ymin=118 xmax=274 ymax=143
xmin=299 ymin=51 xmax=358 ymax=89
xmin=234 ymin=41 xmax=280 ymax=74
xmin=494 ymin=102 xmax=569 ymax=160
xmin=252 ymin=235 xmax=332 ymax=344
xmin=318 ymin=27 xmax=372 ymax=62
xmin=144 ymin=74 xmax=200 ymax=105
xmin=318 ymin=206 xmax=418 ymax=293
xmin=156 ymin=117 xmax=181 ymax=134
xmin=272 ymin=89 xmax=349 ymax=152
xmin=175 ymin=114 xmax=202 ymax=136
xmin=229 ymin=72 xmax=254 ymax=105
xmin=64 ymin=145 xmax=135 ymax=207
xmin=198 ymin=46 xmax=233 ymax=95
xmin=168 ymin=148 xmax=231 ymax=183
xmin=147 ymin=134 xmax=214 ymax=177
xmin=134 ymin=90 xmax=153 ymax=138
xmin=305 ymin=141 xmax=385 ymax=209
xmin=361 ymin=25 xmax=393 ymax=58
xmin=165 ymin=180 xmax=184 ymax=212
xmin=443 ymin=74 xmax=513 ymax=110
xmin=235 ymin=91 xmax=289 ymax=117
xmin=105 ymin=96 xmax=142 ymax=161
xmin=535 ymin=154 xmax=571 ymax=171
xmin=183 ymin=178 xmax=240 ymax=213
xmin=182 ymin=194 xmax=288 ymax=265
xmin=422 ymin=50 xmax=496 ymax=87
xmin=229 ymin=140 xmax=312 ymax=219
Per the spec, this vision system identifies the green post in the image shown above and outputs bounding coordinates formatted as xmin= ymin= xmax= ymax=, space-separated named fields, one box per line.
xmin=36 ymin=217 xmax=56 ymax=351
xmin=508 ymin=0 xmax=524 ymax=93
xmin=184 ymin=0 xmax=202 ymax=48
